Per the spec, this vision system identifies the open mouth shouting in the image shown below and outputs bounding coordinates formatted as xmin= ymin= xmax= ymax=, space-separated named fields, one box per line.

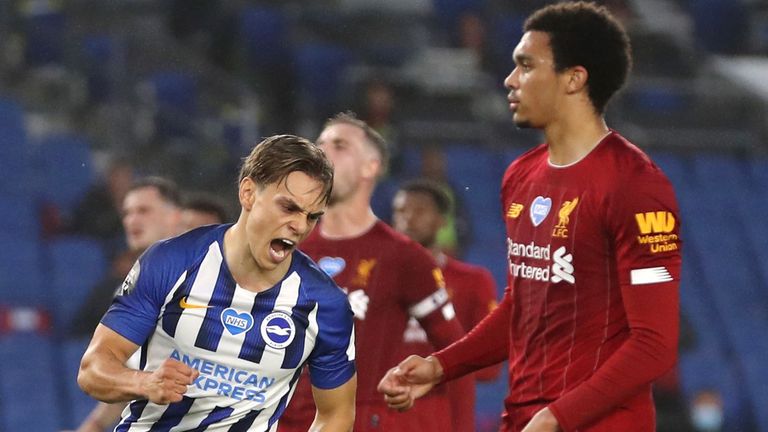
xmin=269 ymin=238 xmax=296 ymax=263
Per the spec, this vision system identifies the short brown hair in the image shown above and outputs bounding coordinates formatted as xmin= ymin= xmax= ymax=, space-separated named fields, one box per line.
xmin=324 ymin=111 xmax=389 ymax=177
xmin=524 ymin=1 xmax=631 ymax=114
xmin=130 ymin=176 xmax=181 ymax=207
xmin=239 ymin=134 xmax=334 ymax=204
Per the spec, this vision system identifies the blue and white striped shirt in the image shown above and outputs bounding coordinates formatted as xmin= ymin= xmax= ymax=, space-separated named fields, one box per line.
xmin=102 ymin=224 xmax=356 ymax=431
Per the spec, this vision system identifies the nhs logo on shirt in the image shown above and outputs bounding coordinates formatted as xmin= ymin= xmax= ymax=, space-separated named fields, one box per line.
xmin=260 ymin=311 xmax=296 ymax=349
xmin=530 ymin=196 xmax=552 ymax=227
xmin=221 ymin=308 xmax=254 ymax=336
xmin=318 ymin=256 xmax=346 ymax=278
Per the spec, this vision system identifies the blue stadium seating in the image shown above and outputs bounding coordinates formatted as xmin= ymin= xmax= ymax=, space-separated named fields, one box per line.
xmin=432 ymin=0 xmax=485 ymax=35
xmin=22 ymin=10 xmax=67 ymax=66
xmin=46 ymin=236 xmax=108 ymax=330
xmin=293 ymin=42 xmax=353 ymax=116
xmin=80 ymin=34 xmax=118 ymax=102
xmin=475 ymin=363 xmax=507 ymax=431
xmin=0 ymin=193 xmax=39 ymax=238
xmin=58 ymin=337 xmax=97 ymax=429
xmin=0 ymin=333 xmax=61 ymax=432
xmin=34 ymin=134 xmax=95 ymax=217
xmin=688 ymin=0 xmax=749 ymax=54
xmin=0 ymin=233 xmax=46 ymax=305
xmin=442 ymin=144 xmax=503 ymax=240
xmin=146 ymin=71 xmax=199 ymax=139
xmin=490 ymin=13 xmax=525 ymax=79
xmin=647 ymin=151 xmax=692 ymax=192
xmin=0 ymin=99 xmax=34 ymax=198
xmin=239 ymin=6 xmax=291 ymax=69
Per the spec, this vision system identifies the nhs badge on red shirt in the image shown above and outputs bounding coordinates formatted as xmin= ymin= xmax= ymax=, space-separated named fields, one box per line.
xmin=530 ymin=196 xmax=552 ymax=227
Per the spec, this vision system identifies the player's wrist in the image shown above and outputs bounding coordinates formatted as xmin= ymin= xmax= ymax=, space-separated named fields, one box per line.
xmin=425 ymin=356 xmax=445 ymax=382
xmin=133 ymin=370 xmax=153 ymax=400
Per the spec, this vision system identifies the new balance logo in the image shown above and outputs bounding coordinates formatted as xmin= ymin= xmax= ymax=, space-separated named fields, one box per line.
xmin=635 ymin=211 xmax=675 ymax=234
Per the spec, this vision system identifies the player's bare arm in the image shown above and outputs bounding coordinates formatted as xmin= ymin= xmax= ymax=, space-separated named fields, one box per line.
xmin=78 ymin=324 xmax=199 ymax=404
xmin=309 ymin=374 xmax=357 ymax=431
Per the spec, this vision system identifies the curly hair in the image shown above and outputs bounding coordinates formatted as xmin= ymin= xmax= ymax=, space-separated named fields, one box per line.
xmin=524 ymin=1 xmax=632 ymax=113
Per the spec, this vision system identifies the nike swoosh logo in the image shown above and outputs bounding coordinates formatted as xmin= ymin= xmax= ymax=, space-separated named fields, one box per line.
xmin=179 ymin=296 xmax=211 ymax=309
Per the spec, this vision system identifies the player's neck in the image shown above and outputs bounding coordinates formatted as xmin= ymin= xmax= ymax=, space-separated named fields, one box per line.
xmin=544 ymin=113 xmax=609 ymax=166
xmin=320 ymin=200 xmax=378 ymax=239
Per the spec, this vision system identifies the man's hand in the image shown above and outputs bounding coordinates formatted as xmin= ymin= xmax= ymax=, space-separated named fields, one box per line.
xmin=140 ymin=358 xmax=199 ymax=404
xmin=521 ymin=407 xmax=561 ymax=432
xmin=377 ymin=355 xmax=444 ymax=411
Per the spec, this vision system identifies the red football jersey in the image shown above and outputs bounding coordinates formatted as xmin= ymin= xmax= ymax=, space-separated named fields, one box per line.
xmin=441 ymin=255 xmax=501 ymax=382
xmin=396 ymin=254 xmax=501 ymax=432
xmin=435 ymin=132 xmax=682 ymax=432
xmin=279 ymin=221 xmax=466 ymax=432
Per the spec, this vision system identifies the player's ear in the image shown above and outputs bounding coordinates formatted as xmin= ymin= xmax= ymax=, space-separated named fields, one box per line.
xmin=239 ymin=177 xmax=256 ymax=210
xmin=361 ymin=157 xmax=381 ymax=180
xmin=565 ymin=65 xmax=588 ymax=94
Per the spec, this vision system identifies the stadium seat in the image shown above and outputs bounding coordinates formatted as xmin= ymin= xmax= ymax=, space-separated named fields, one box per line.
xmin=58 ymin=337 xmax=97 ymax=429
xmin=238 ymin=6 xmax=291 ymax=69
xmin=739 ymin=352 xmax=768 ymax=431
xmin=0 ymin=333 xmax=61 ymax=431
xmin=143 ymin=71 xmax=199 ymax=139
xmin=47 ymin=236 xmax=108 ymax=330
xmin=647 ymin=151 xmax=691 ymax=192
xmin=0 ymin=233 xmax=46 ymax=305
xmin=22 ymin=9 xmax=67 ymax=66
xmin=750 ymin=158 xmax=768 ymax=191
xmin=0 ymin=193 xmax=39 ymax=238
xmin=34 ymin=134 xmax=95 ymax=218
xmin=462 ymin=238 xmax=507 ymax=293
xmin=0 ymin=98 xmax=34 ymax=198
xmin=293 ymin=42 xmax=353 ymax=117
xmin=443 ymin=144 xmax=503 ymax=240
xmin=0 ymin=97 xmax=23 ymax=126
xmin=432 ymin=0 xmax=485 ymax=35
xmin=475 ymin=364 xmax=507 ymax=431
xmin=80 ymin=34 xmax=118 ymax=102
xmin=689 ymin=0 xmax=749 ymax=54
xmin=625 ymin=85 xmax=691 ymax=119
xmin=678 ymin=348 xmax=751 ymax=430
xmin=691 ymin=153 xmax=752 ymax=191
xmin=490 ymin=13 xmax=526 ymax=80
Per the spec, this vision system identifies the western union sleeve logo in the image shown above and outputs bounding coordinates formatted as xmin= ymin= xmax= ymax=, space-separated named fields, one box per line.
xmin=635 ymin=211 xmax=675 ymax=234
xmin=634 ymin=211 xmax=678 ymax=253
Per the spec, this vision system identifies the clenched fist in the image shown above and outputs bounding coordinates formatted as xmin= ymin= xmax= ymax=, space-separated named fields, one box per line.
xmin=141 ymin=358 xmax=199 ymax=404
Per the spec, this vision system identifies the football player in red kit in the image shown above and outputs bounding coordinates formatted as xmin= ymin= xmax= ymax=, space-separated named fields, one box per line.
xmin=378 ymin=3 xmax=682 ymax=432
xmin=278 ymin=113 xmax=469 ymax=432
xmin=392 ymin=179 xmax=502 ymax=431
